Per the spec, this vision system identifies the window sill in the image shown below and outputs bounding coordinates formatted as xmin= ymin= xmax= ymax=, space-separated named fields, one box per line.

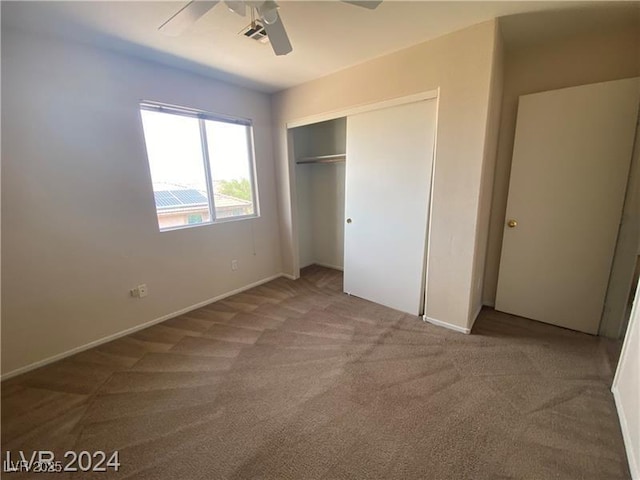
xmin=158 ymin=213 xmax=260 ymax=233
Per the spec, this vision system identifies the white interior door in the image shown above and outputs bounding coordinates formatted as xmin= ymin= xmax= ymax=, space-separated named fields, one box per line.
xmin=496 ymin=78 xmax=640 ymax=334
xmin=344 ymin=99 xmax=436 ymax=315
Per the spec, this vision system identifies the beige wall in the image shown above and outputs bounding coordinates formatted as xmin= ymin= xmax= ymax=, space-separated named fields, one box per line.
xmin=295 ymin=163 xmax=346 ymax=270
xmin=1 ymin=27 xmax=283 ymax=376
xmin=483 ymin=23 xmax=640 ymax=306
xmin=272 ymin=20 xmax=500 ymax=330
xmin=295 ymin=165 xmax=315 ymax=269
xmin=310 ymin=163 xmax=345 ymax=271
xmin=468 ymin=24 xmax=504 ymax=325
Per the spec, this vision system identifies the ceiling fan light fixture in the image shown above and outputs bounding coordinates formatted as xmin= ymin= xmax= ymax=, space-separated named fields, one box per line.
xmin=224 ymin=0 xmax=247 ymax=16
xmin=262 ymin=9 xmax=278 ymax=25
xmin=257 ymin=1 xmax=279 ymax=25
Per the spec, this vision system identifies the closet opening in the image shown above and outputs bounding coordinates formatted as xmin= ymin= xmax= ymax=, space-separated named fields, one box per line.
xmin=290 ymin=117 xmax=347 ymax=275
xmin=286 ymin=91 xmax=438 ymax=315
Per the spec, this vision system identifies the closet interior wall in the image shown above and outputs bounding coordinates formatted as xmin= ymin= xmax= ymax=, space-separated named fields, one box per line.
xmin=293 ymin=118 xmax=346 ymax=271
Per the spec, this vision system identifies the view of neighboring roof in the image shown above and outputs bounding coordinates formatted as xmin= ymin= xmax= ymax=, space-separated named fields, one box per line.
xmin=154 ymin=189 xmax=206 ymax=209
xmin=153 ymin=188 xmax=251 ymax=210
xmin=214 ymin=192 xmax=252 ymax=208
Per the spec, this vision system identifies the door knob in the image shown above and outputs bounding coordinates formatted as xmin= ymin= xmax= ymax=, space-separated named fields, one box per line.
xmin=346 ymin=218 xmax=352 ymax=224
xmin=507 ymin=219 xmax=518 ymax=228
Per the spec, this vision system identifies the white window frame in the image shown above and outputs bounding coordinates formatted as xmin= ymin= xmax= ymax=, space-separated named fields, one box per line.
xmin=140 ymin=101 xmax=260 ymax=231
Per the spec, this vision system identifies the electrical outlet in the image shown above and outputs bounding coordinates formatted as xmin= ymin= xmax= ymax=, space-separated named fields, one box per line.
xmin=130 ymin=284 xmax=148 ymax=298
xmin=231 ymin=260 xmax=239 ymax=271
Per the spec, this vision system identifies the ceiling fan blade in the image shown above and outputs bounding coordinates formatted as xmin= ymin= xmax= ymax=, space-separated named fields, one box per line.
xmin=159 ymin=1 xmax=219 ymax=36
xmin=224 ymin=0 xmax=246 ymax=17
xmin=342 ymin=1 xmax=382 ymax=9
xmin=260 ymin=9 xmax=292 ymax=56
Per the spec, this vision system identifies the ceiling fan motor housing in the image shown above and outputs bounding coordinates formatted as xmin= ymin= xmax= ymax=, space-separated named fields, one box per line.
xmin=240 ymin=20 xmax=269 ymax=44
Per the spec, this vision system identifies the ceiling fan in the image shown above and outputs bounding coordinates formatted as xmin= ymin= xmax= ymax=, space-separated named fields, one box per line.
xmin=159 ymin=0 xmax=382 ymax=56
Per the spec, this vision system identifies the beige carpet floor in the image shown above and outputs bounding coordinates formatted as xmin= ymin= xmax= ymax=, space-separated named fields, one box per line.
xmin=1 ymin=266 xmax=630 ymax=479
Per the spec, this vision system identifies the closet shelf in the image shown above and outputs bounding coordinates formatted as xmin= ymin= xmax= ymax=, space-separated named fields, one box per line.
xmin=296 ymin=153 xmax=346 ymax=164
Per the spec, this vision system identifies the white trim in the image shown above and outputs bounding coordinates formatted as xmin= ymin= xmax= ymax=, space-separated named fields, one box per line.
xmin=612 ymin=284 xmax=639 ymax=478
xmin=280 ymin=272 xmax=297 ymax=280
xmin=312 ymin=262 xmax=344 ymax=272
xmin=286 ymin=128 xmax=302 ymax=279
xmin=286 ymin=90 xmax=439 ymax=129
xmin=421 ymin=88 xmax=441 ymax=315
xmin=1 ymin=273 xmax=287 ymax=381
xmin=612 ymin=282 xmax=639 ymax=387
xmin=612 ymin=385 xmax=639 ymax=479
xmin=291 ymin=262 xmax=343 ymax=275
xmin=423 ymin=315 xmax=471 ymax=334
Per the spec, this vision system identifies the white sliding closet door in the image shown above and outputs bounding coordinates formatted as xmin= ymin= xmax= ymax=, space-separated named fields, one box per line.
xmin=344 ymin=99 xmax=436 ymax=315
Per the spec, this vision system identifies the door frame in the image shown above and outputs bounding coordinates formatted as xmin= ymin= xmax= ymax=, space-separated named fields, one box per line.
xmin=600 ymin=109 xmax=640 ymax=339
xmin=285 ymin=89 xmax=440 ymax=314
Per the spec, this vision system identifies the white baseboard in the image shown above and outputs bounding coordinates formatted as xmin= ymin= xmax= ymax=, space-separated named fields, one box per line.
xmin=1 ymin=273 xmax=287 ymax=381
xmin=280 ymin=273 xmax=296 ymax=280
xmin=314 ymin=262 xmax=344 ymax=272
xmin=612 ymin=385 xmax=639 ymax=479
xmin=483 ymin=299 xmax=495 ymax=308
xmin=423 ymin=315 xmax=471 ymax=334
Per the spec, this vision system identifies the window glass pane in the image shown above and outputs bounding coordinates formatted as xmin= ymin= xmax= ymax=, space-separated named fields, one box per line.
xmin=140 ymin=110 xmax=211 ymax=230
xmin=205 ymin=120 xmax=255 ymax=219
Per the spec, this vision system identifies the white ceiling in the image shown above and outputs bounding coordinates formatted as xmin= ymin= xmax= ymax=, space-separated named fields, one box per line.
xmin=2 ymin=1 xmax=638 ymax=93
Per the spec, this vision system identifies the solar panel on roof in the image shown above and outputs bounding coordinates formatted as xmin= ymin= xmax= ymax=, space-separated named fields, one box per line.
xmin=153 ymin=189 xmax=208 ymax=209
xmin=154 ymin=191 xmax=174 ymax=200
xmin=172 ymin=189 xmax=208 ymax=205
xmin=153 ymin=191 xmax=176 ymax=208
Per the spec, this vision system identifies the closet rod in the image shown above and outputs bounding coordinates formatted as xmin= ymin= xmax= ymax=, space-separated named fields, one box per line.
xmin=296 ymin=153 xmax=346 ymax=165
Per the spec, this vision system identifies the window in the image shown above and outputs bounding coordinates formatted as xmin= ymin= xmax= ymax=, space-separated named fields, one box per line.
xmin=139 ymin=102 xmax=258 ymax=231
xmin=187 ymin=214 xmax=203 ymax=224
